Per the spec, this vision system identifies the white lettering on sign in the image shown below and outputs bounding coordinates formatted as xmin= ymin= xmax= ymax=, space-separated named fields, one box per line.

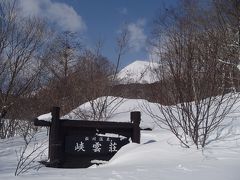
xmin=109 ymin=141 xmax=117 ymax=152
xmin=92 ymin=142 xmax=102 ymax=152
xmin=69 ymin=136 xmax=128 ymax=154
xmin=74 ymin=142 xmax=85 ymax=152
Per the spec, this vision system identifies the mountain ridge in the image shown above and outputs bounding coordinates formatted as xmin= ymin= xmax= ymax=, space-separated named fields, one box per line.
xmin=117 ymin=60 xmax=159 ymax=84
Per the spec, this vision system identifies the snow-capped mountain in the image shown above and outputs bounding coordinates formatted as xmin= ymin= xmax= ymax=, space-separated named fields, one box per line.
xmin=117 ymin=60 xmax=159 ymax=84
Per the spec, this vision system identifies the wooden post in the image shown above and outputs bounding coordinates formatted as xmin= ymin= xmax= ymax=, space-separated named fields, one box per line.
xmin=49 ymin=107 xmax=63 ymax=167
xmin=130 ymin=111 xmax=141 ymax=143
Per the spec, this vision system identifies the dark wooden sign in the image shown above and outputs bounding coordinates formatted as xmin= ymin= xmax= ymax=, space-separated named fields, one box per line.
xmin=65 ymin=135 xmax=129 ymax=155
xmin=34 ymin=107 xmax=141 ymax=168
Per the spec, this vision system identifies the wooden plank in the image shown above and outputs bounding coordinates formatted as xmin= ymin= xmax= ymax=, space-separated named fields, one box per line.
xmin=61 ymin=119 xmax=134 ymax=129
xmin=131 ymin=111 xmax=141 ymax=143
xmin=49 ymin=107 xmax=64 ymax=167
xmin=33 ymin=118 xmax=51 ymax=127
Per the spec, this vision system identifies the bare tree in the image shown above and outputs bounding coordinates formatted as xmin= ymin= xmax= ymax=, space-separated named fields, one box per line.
xmin=15 ymin=130 xmax=47 ymax=176
xmin=68 ymin=50 xmax=119 ymax=120
xmin=0 ymin=0 xmax=47 ymax=138
xmin=213 ymin=0 xmax=240 ymax=90
xmin=147 ymin=0 xmax=240 ymax=148
xmin=43 ymin=31 xmax=82 ymax=80
xmin=34 ymin=31 xmax=84 ymax=114
xmin=67 ymin=26 xmax=130 ymax=121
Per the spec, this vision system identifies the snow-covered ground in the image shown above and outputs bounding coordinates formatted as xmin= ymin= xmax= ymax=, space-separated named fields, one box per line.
xmin=117 ymin=60 xmax=159 ymax=84
xmin=1 ymin=97 xmax=240 ymax=179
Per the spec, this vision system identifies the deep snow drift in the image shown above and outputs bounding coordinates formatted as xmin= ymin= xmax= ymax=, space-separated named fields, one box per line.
xmin=1 ymin=96 xmax=240 ymax=180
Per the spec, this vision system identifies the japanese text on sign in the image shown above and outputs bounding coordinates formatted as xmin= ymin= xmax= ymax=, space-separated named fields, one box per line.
xmin=65 ymin=135 xmax=129 ymax=154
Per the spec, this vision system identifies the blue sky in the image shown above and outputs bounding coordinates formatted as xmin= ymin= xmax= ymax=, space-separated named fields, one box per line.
xmin=19 ymin=0 xmax=178 ymax=68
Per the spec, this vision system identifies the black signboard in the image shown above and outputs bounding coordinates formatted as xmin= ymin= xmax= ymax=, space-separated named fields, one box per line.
xmin=65 ymin=135 xmax=129 ymax=155
xmin=34 ymin=107 xmax=141 ymax=168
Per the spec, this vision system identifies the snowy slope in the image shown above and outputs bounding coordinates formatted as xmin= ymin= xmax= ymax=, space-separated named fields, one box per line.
xmin=1 ymin=97 xmax=240 ymax=179
xmin=117 ymin=60 xmax=159 ymax=84
xmin=63 ymin=96 xmax=156 ymax=129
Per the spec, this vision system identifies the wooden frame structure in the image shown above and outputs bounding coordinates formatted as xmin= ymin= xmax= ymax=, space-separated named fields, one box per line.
xmin=34 ymin=107 xmax=141 ymax=168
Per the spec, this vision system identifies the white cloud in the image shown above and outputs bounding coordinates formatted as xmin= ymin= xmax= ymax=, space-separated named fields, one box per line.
xmin=119 ymin=7 xmax=128 ymax=15
xmin=127 ymin=19 xmax=147 ymax=52
xmin=18 ymin=0 xmax=86 ymax=32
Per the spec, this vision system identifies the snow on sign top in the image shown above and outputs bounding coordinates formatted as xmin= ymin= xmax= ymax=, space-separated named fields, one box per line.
xmin=117 ymin=60 xmax=159 ymax=84
xmin=37 ymin=112 xmax=52 ymax=122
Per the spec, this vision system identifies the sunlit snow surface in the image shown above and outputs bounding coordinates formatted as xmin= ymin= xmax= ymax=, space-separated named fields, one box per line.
xmin=1 ymin=97 xmax=240 ymax=179
xmin=117 ymin=60 xmax=159 ymax=84
xmin=38 ymin=113 xmax=52 ymax=122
